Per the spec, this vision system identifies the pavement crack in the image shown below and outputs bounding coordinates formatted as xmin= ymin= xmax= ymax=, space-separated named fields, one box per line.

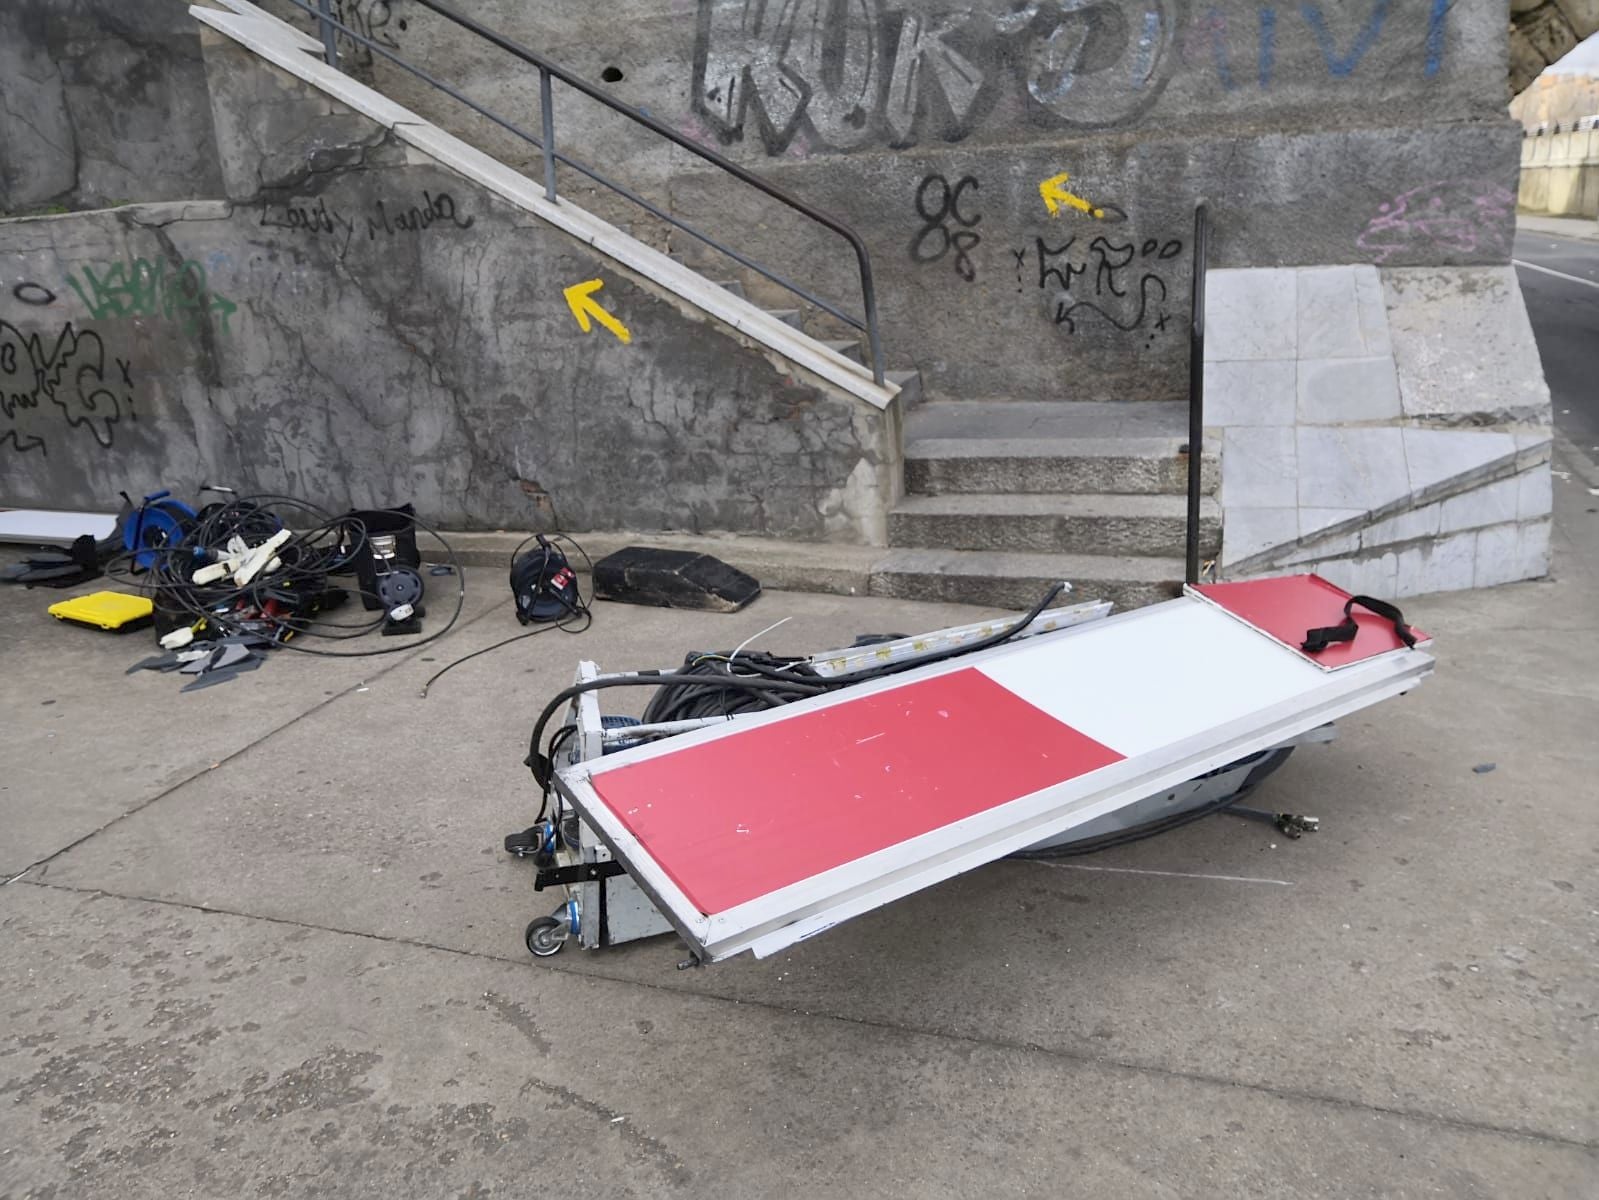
xmin=14 ymin=877 xmax=1597 ymax=1155
xmin=517 ymin=1074 xmax=691 ymax=1186
xmin=3 ymin=593 xmax=515 ymax=886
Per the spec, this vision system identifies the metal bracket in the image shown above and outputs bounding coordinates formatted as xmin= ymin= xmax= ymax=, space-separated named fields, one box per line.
xmin=534 ymin=860 xmax=626 ymax=891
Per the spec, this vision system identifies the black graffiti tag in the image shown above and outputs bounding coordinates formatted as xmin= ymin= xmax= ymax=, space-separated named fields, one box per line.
xmin=0 ymin=320 xmax=134 ymax=455
xmin=1022 ymin=232 xmax=1183 ymax=334
xmin=910 ymin=174 xmax=981 ymax=282
xmin=12 ymin=282 xmax=56 ymax=306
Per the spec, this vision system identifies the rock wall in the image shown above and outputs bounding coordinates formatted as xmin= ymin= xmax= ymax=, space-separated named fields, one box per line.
xmin=261 ymin=0 xmax=1522 ymax=403
xmin=1510 ymin=0 xmax=1599 ymax=94
xmin=0 ymin=32 xmax=899 ymax=543
xmin=0 ymin=0 xmax=224 ymax=215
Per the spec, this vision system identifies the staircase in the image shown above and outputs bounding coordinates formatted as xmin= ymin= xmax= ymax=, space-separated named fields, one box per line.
xmin=195 ymin=0 xmax=1214 ymax=613
xmin=873 ymin=401 xmax=1220 ymax=611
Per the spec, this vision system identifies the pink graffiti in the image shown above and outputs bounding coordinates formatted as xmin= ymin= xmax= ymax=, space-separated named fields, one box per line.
xmin=1356 ymin=182 xmax=1515 ymax=265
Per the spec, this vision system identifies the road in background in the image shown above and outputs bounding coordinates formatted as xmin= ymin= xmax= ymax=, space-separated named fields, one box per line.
xmin=1514 ymin=227 xmax=1599 ymax=456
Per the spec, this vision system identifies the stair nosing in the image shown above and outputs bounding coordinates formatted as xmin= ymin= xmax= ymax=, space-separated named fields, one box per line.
xmin=871 ymin=546 xmax=1186 ymax=583
xmin=890 ymin=493 xmax=1221 ymax=517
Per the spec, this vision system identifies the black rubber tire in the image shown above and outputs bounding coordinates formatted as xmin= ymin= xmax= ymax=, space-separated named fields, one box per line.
xmin=524 ymin=916 xmax=566 ymax=958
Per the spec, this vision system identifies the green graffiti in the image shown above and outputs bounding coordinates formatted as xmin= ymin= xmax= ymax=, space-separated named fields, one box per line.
xmin=65 ymin=257 xmax=238 ymax=337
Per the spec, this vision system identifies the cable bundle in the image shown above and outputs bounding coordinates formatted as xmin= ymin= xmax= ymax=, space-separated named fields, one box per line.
xmin=104 ymin=491 xmax=466 ymax=659
xmin=641 ymin=650 xmax=821 ymax=723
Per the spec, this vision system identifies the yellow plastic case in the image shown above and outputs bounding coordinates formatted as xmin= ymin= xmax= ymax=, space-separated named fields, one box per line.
xmin=47 ymin=591 xmax=155 ymax=632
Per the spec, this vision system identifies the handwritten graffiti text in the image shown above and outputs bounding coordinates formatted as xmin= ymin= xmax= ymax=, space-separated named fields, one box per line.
xmin=259 ymin=190 xmax=476 ymax=258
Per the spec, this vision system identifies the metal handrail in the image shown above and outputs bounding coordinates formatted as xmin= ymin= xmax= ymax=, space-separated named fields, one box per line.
xmin=296 ymin=0 xmax=886 ymax=386
xmin=1185 ymin=202 xmax=1209 ymax=586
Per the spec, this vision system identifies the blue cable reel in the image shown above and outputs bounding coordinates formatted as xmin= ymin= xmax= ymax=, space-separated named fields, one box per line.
xmin=123 ymin=490 xmax=198 ymax=570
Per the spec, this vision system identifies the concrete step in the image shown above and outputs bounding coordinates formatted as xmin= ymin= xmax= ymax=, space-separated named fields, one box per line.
xmin=906 ymin=399 xmax=1191 ymax=441
xmin=907 ymin=435 xmax=1216 ymax=496
xmin=716 ymin=279 xmax=746 ymax=300
xmin=447 ymin=529 xmax=1181 ymax=612
xmin=822 ymin=337 xmax=864 ymax=365
xmin=885 ymin=369 xmax=923 ymax=409
xmin=764 ymin=307 xmax=802 ymax=329
xmin=888 ymin=493 xmax=1221 ymax=557
xmin=869 ymin=547 xmax=1183 ymax=611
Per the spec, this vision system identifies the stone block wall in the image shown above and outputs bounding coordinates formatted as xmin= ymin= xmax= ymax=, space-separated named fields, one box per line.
xmin=1208 ymin=265 xmax=1553 ymax=596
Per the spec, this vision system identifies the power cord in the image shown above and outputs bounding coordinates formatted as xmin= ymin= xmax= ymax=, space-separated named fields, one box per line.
xmin=419 ymin=532 xmax=593 ymax=697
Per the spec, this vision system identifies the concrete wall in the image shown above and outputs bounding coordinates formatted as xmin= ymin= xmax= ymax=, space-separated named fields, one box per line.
xmin=0 ymin=32 xmax=899 ymax=543
xmin=1519 ymin=123 xmax=1599 ymax=216
xmin=1205 ymin=263 xmax=1553 ymax=597
xmin=261 ymin=0 xmax=1521 ymax=404
xmin=0 ymin=0 xmax=224 ymax=215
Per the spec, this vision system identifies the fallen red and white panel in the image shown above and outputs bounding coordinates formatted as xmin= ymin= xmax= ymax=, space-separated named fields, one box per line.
xmin=553 ymin=575 xmax=1435 ymax=962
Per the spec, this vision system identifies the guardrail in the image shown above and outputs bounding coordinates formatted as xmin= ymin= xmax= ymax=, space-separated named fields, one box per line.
xmin=289 ymin=0 xmax=887 ymax=385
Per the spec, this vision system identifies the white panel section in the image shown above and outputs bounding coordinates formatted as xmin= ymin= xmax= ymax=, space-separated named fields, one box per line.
xmin=976 ymin=601 xmax=1322 ymax=758
xmin=0 ymin=510 xmax=118 ymax=545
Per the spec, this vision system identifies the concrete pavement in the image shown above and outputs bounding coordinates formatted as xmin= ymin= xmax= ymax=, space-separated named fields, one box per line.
xmin=1515 ymin=224 xmax=1599 ymax=453
xmin=2 ymin=480 xmax=1597 ymax=1196
xmin=1518 ymin=214 xmax=1599 ymax=247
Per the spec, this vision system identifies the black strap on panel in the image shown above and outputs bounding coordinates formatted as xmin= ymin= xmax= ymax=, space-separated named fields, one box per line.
xmin=1301 ymin=595 xmax=1416 ymax=654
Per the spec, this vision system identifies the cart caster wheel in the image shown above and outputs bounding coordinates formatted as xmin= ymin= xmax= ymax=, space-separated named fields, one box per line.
xmin=524 ymin=916 xmax=568 ymax=958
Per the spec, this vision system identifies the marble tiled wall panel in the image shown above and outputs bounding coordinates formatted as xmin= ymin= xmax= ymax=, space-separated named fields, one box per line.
xmin=1206 ymin=264 xmax=1553 ymax=596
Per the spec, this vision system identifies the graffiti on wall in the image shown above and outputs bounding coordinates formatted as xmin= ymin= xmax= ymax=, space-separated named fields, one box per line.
xmin=259 ymin=190 xmax=476 ymax=258
xmin=1356 ymin=181 xmax=1515 ymax=264
xmin=695 ymin=0 xmax=1180 ymax=153
xmin=65 ymin=258 xmax=238 ymax=336
xmin=909 ymin=173 xmax=981 ymax=282
xmin=1190 ymin=0 xmax=1451 ymax=90
xmin=297 ymin=0 xmax=403 ymax=69
xmin=905 ymin=165 xmax=1183 ymax=337
xmin=693 ymin=0 xmax=1452 ymax=154
xmin=1020 ymin=231 xmax=1183 ymax=334
xmin=1 ymin=317 xmax=134 ymax=455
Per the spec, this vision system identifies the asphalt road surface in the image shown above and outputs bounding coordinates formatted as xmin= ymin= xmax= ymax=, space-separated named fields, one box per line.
xmin=1513 ymin=227 xmax=1599 ymax=457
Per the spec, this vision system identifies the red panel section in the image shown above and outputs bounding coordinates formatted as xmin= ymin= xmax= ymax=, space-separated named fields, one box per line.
xmin=590 ymin=668 xmax=1125 ymax=916
xmin=1194 ymin=575 xmax=1430 ymax=668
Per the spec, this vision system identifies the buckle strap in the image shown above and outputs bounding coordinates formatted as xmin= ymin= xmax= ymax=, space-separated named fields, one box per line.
xmin=1302 ymin=594 xmax=1416 ymax=654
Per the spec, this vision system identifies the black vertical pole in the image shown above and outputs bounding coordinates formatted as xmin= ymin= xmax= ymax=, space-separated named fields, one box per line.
xmin=317 ymin=0 xmax=338 ymax=68
xmin=539 ymin=68 xmax=558 ymax=201
xmin=1186 ymin=202 xmax=1209 ymax=587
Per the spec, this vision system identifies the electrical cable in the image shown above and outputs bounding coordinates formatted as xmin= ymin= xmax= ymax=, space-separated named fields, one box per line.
xmin=419 ymin=532 xmax=594 ymax=697
xmin=1004 ymin=745 xmax=1296 ymax=859
xmin=527 ymin=671 xmax=830 ymax=788
xmin=101 ymin=492 xmax=466 ymax=659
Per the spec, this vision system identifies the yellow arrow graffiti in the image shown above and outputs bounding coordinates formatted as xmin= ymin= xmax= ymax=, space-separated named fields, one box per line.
xmin=1038 ymin=172 xmax=1105 ymax=220
xmin=563 ymin=278 xmax=631 ymax=344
